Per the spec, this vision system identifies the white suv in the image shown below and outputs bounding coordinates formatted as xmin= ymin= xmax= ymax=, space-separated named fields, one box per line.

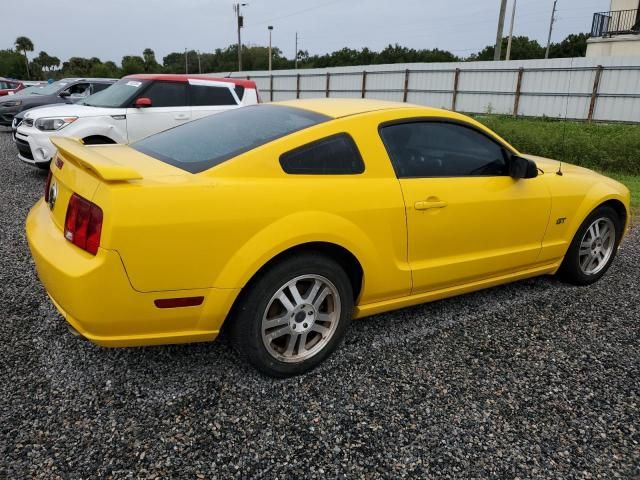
xmin=14 ymin=74 xmax=259 ymax=168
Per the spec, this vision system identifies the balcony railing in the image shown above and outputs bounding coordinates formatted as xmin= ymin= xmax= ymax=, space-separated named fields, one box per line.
xmin=591 ymin=9 xmax=640 ymax=37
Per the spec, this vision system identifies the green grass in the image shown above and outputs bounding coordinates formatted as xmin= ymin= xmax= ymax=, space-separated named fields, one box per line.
xmin=602 ymin=171 xmax=640 ymax=222
xmin=473 ymin=115 xmax=640 ymax=176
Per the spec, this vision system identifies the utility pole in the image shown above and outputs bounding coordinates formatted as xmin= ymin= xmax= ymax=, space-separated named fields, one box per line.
xmin=295 ymin=31 xmax=298 ymax=69
xmin=494 ymin=0 xmax=508 ymax=61
xmin=234 ymin=3 xmax=247 ymax=71
xmin=506 ymin=0 xmax=517 ymax=61
xmin=545 ymin=0 xmax=558 ymax=59
xmin=185 ymin=48 xmax=188 ymax=74
xmin=268 ymin=26 xmax=273 ymax=71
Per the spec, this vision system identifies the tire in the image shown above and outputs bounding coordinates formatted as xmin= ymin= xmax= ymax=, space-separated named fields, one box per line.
xmin=558 ymin=205 xmax=622 ymax=286
xmin=35 ymin=161 xmax=51 ymax=170
xmin=230 ymin=253 xmax=354 ymax=378
xmin=82 ymin=136 xmax=115 ymax=145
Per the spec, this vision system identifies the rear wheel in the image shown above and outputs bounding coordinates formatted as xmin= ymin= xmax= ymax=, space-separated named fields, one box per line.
xmin=230 ymin=253 xmax=353 ymax=377
xmin=558 ymin=205 xmax=622 ymax=285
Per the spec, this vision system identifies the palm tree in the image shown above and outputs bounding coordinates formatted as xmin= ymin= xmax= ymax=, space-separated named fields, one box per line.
xmin=15 ymin=36 xmax=34 ymax=80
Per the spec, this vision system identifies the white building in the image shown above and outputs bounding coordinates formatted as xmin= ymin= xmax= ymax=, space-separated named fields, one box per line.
xmin=586 ymin=0 xmax=640 ymax=57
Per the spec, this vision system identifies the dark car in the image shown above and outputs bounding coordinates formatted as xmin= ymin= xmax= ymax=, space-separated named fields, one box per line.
xmin=0 ymin=77 xmax=116 ymax=127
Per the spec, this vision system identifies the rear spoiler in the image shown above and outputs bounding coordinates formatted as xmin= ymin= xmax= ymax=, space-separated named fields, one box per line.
xmin=50 ymin=136 xmax=142 ymax=181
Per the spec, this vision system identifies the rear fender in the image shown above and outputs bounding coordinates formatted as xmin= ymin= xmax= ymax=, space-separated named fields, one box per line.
xmin=213 ymin=211 xmax=409 ymax=305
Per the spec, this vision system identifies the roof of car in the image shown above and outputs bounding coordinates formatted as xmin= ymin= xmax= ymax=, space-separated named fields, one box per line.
xmin=60 ymin=78 xmax=118 ymax=83
xmin=273 ymin=98 xmax=428 ymax=119
xmin=125 ymin=74 xmax=256 ymax=88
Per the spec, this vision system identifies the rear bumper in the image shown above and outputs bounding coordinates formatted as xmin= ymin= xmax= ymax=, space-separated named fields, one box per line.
xmin=26 ymin=199 xmax=240 ymax=347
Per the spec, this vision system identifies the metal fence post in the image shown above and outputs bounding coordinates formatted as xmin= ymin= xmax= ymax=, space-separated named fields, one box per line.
xmin=325 ymin=72 xmax=330 ymax=98
xmin=588 ymin=65 xmax=604 ymax=123
xmin=451 ymin=68 xmax=461 ymax=111
xmin=361 ymin=71 xmax=367 ymax=99
xmin=513 ymin=67 xmax=524 ymax=117
xmin=403 ymin=69 xmax=410 ymax=102
xmin=270 ymin=74 xmax=274 ymax=102
xmin=296 ymin=73 xmax=301 ymax=99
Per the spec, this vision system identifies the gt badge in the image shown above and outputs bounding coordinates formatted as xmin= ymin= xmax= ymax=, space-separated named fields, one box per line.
xmin=556 ymin=217 xmax=567 ymax=225
xmin=48 ymin=181 xmax=58 ymax=211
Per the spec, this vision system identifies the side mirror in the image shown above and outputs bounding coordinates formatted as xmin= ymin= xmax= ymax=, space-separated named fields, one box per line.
xmin=135 ymin=97 xmax=152 ymax=108
xmin=510 ymin=155 xmax=538 ymax=179
xmin=59 ymin=91 xmax=71 ymax=98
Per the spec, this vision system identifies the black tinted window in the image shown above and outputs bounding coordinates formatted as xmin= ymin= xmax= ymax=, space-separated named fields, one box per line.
xmin=234 ymin=85 xmax=245 ymax=100
xmin=140 ymin=81 xmax=187 ymax=107
xmin=132 ymin=105 xmax=329 ymax=173
xmin=380 ymin=122 xmax=508 ymax=178
xmin=91 ymin=83 xmax=111 ymax=94
xmin=190 ymin=85 xmax=237 ymax=106
xmin=280 ymin=134 xmax=364 ymax=175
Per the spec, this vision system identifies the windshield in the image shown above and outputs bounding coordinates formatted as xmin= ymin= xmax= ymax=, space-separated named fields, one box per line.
xmin=32 ymin=80 xmax=71 ymax=95
xmin=82 ymin=79 xmax=148 ymax=108
xmin=132 ymin=105 xmax=330 ymax=173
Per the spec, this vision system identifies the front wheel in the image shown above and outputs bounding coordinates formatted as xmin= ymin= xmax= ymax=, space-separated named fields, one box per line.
xmin=230 ymin=253 xmax=354 ymax=377
xmin=558 ymin=205 xmax=622 ymax=285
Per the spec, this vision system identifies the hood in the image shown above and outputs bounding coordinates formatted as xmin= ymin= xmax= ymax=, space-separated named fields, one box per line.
xmin=23 ymin=103 xmax=123 ymax=120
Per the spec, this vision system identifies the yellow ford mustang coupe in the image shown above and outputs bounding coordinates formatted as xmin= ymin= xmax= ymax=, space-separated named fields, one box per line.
xmin=26 ymin=99 xmax=630 ymax=377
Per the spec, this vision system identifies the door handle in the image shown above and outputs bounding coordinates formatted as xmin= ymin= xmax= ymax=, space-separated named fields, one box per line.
xmin=174 ymin=113 xmax=190 ymax=120
xmin=414 ymin=200 xmax=448 ymax=211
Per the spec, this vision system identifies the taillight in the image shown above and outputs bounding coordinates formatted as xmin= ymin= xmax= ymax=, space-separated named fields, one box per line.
xmin=44 ymin=170 xmax=52 ymax=202
xmin=64 ymin=193 xmax=103 ymax=255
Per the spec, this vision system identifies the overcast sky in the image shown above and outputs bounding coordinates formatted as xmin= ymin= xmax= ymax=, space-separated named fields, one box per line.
xmin=2 ymin=0 xmax=610 ymax=64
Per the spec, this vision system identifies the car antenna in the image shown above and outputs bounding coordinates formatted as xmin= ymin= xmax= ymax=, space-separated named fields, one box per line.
xmin=225 ymin=71 xmax=233 ymax=78
xmin=557 ymin=57 xmax=575 ymax=177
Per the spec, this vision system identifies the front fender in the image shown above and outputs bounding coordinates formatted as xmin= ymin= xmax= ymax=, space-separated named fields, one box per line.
xmin=66 ymin=118 xmax=127 ymax=144
xmin=213 ymin=211 xmax=411 ymax=305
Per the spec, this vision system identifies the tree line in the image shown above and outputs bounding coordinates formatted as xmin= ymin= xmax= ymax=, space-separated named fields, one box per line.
xmin=0 ymin=34 xmax=589 ymax=80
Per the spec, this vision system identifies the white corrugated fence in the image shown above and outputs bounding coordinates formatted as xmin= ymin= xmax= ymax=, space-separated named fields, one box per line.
xmin=212 ymin=57 xmax=640 ymax=123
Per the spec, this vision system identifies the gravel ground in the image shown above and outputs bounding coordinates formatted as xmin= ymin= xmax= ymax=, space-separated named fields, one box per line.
xmin=0 ymin=130 xmax=638 ymax=479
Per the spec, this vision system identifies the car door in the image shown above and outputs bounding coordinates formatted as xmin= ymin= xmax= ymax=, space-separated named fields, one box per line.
xmin=188 ymin=81 xmax=240 ymax=121
xmin=379 ymin=120 xmax=551 ymax=294
xmin=126 ymin=81 xmax=190 ymax=142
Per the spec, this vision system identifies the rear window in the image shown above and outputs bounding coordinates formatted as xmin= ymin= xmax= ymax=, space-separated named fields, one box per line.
xmin=190 ymin=85 xmax=237 ymax=106
xmin=131 ymin=105 xmax=330 ymax=173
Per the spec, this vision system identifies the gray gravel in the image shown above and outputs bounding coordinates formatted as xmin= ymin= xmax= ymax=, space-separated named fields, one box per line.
xmin=0 ymin=130 xmax=638 ymax=479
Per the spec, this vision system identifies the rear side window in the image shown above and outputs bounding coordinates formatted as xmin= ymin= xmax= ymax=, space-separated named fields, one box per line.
xmin=234 ymin=85 xmax=245 ymax=101
xmin=91 ymin=83 xmax=111 ymax=94
xmin=131 ymin=105 xmax=330 ymax=173
xmin=140 ymin=81 xmax=187 ymax=107
xmin=280 ymin=134 xmax=364 ymax=175
xmin=190 ymin=85 xmax=237 ymax=106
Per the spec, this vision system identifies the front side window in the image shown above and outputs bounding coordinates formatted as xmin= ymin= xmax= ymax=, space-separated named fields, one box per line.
xmin=190 ymin=85 xmax=237 ymax=106
xmin=380 ymin=121 xmax=509 ymax=178
xmin=139 ymin=81 xmax=187 ymax=107
xmin=280 ymin=133 xmax=365 ymax=175
xmin=65 ymin=83 xmax=91 ymax=98
xmin=132 ymin=104 xmax=329 ymax=173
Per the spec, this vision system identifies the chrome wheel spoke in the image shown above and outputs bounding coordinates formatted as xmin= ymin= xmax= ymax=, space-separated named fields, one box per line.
xmin=311 ymin=323 xmax=330 ymax=336
xmin=265 ymin=314 xmax=289 ymax=328
xmin=277 ymin=292 xmax=295 ymax=313
xmin=313 ymin=286 xmax=330 ymax=309
xmin=266 ymin=325 xmax=290 ymax=341
xmin=284 ymin=334 xmax=298 ymax=357
xmin=288 ymin=284 xmax=304 ymax=306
